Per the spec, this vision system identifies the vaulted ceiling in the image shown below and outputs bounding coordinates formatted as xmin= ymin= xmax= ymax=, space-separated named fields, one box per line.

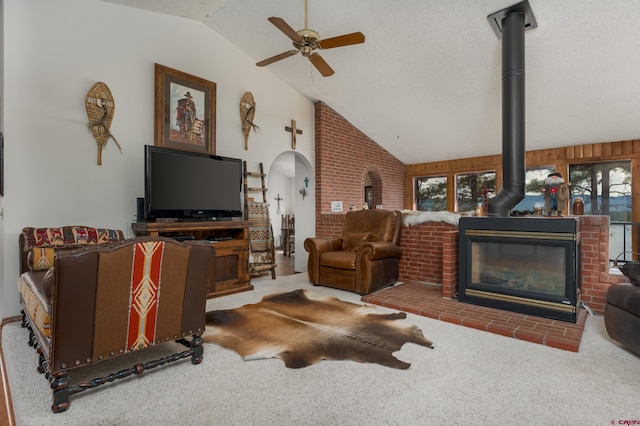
xmin=102 ymin=0 xmax=640 ymax=164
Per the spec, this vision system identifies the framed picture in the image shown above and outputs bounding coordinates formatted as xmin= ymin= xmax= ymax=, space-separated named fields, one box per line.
xmin=364 ymin=185 xmax=373 ymax=209
xmin=154 ymin=63 xmax=216 ymax=155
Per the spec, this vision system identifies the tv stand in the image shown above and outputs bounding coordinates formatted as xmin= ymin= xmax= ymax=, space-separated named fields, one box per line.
xmin=170 ymin=235 xmax=196 ymax=242
xmin=177 ymin=217 xmax=215 ymax=222
xmin=131 ymin=221 xmax=253 ymax=298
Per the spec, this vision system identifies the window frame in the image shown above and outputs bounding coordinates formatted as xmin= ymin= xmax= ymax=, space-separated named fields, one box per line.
xmin=454 ymin=170 xmax=496 ymax=213
xmin=414 ymin=175 xmax=448 ymax=211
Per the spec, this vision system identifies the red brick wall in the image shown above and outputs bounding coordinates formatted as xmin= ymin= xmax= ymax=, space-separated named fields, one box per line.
xmin=441 ymin=230 xmax=459 ymax=299
xmin=579 ymin=215 xmax=616 ymax=315
xmin=316 ymin=213 xmax=345 ymax=239
xmin=397 ymin=221 xmax=457 ymax=285
xmin=314 ymin=101 xmax=405 ymax=227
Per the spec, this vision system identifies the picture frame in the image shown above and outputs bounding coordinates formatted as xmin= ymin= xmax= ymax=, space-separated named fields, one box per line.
xmin=364 ymin=185 xmax=373 ymax=209
xmin=154 ymin=63 xmax=216 ymax=155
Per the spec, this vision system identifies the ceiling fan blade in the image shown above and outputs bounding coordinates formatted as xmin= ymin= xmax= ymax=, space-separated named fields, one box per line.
xmin=256 ymin=50 xmax=299 ymax=67
xmin=268 ymin=17 xmax=303 ymax=43
xmin=309 ymin=53 xmax=335 ymax=77
xmin=317 ymin=32 xmax=365 ymax=49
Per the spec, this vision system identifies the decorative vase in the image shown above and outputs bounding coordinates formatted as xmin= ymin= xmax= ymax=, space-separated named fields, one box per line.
xmin=572 ymin=197 xmax=584 ymax=215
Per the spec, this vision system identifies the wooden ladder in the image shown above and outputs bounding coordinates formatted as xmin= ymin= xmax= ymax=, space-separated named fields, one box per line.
xmin=243 ymin=161 xmax=267 ymax=206
xmin=243 ymin=161 xmax=276 ymax=279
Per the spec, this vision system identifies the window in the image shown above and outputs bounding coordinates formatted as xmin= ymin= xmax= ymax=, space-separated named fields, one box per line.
xmin=415 ymin=176 xmax=447 ymax=211
xmin=569 ymin=161 xmax=632 ymax=260
xmin=456 ymin=171 xmax=496 ymax=212
xmin=569 ymin=161 xmax=631 ymax=220
xmin=512 ymin=167 xmax=555 ymax=212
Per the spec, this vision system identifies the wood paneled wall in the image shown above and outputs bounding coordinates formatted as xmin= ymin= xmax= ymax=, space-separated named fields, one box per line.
xmin=405 ymin=139 xmax=640 ymax=226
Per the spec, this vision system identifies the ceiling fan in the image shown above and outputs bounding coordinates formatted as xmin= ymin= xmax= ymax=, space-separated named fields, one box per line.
xmin=256 ymin=0 xmax=365 ymax=77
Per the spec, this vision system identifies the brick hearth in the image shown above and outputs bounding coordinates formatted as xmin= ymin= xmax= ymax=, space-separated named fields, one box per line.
xmin=361 ymin=282 xmax=588 ymax=352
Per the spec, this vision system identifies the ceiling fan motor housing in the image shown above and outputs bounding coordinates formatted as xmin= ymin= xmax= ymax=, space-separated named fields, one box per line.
xmin=297 ymin=28 xmax=320 ymax=40
xmin=294 ymin=29 xmax=320 ymax=56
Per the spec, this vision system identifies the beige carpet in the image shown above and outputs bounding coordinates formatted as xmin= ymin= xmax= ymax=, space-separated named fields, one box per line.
xmin=3 ymin=273 xmax=639 ymax=425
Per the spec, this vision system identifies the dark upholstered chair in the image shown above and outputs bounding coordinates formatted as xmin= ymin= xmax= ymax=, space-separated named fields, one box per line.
xmin=304 ymin=209 xmax=402 ymax=295
xmin=605 ymin=283 xmax=640 ymax=356
xmin=18 ymin=234 xmax=213 ymax=412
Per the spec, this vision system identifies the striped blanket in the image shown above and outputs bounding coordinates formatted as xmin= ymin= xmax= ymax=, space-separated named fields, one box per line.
xmin=246 ymin=201 xmax=273 ymax=253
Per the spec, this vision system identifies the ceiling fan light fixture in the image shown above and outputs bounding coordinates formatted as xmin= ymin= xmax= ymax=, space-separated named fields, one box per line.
xmin=255 ymin=1 xmax=365 ymax=76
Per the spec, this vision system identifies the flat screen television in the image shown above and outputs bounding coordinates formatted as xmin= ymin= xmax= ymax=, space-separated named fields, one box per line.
xmin=144 ymin=145 xmax=243 ymax=221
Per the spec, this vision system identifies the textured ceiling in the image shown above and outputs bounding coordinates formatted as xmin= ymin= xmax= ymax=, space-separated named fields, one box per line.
xmin=101 ymin=0 xmax=640 ymax=165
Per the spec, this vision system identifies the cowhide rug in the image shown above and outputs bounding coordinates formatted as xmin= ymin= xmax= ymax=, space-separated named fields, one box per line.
xmin=203 ymin=289 xmax=434 ymax=369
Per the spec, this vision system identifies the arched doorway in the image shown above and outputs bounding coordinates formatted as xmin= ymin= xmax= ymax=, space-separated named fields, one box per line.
xmin=363 ymin=166 xmax=382 ymax=209
xmin=268 ymin=151 xmax=315 ymax=273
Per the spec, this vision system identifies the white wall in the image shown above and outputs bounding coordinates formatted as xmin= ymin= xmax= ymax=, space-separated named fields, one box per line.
xmin=294 ymin=153 xmax=314 ymax=272
xmin=2 ymin=0 xmax=315 ymax=317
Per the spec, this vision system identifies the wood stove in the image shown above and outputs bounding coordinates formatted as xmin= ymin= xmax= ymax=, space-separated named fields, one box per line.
xmin=458 ymin=217 xmax=581 ymax=322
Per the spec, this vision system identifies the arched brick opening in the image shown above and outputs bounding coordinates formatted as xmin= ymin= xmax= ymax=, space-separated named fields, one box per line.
xmin=363 ymin=166 xmax=383 ymax=209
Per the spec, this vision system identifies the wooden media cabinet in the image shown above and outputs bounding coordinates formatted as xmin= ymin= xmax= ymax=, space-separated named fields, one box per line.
xmin=132 ymin=221 xmax=253 ymax=298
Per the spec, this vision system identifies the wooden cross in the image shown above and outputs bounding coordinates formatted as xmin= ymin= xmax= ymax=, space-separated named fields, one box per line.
xmin=285 ymin=119 xmax=303 ymax=150
xmin=274 ymin=193 xmax=283 ymax=214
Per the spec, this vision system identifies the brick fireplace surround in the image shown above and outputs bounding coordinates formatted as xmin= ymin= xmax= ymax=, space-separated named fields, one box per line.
xmin=327 ymin=214 xmax=622 ymax=352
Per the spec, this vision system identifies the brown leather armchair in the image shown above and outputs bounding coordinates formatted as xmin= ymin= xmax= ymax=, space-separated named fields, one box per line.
xmin=605 ymin=283 xmax=640 ymax=356
xmin=304 ymin=209 xmax=402 ymax=295
xmin=18 ymin=233 xmax=213 ymax=413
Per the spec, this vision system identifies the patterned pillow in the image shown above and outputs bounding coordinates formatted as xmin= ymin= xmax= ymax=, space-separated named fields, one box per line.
xmin=22 ymin=226 xmax=125 ymax=251
xmin=29 ymin=248 xmax=56 ymax=271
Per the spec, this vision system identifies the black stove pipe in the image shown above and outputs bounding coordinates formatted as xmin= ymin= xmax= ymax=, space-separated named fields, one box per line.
xmin=488 ymin=10 xmax=526 ymax=217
